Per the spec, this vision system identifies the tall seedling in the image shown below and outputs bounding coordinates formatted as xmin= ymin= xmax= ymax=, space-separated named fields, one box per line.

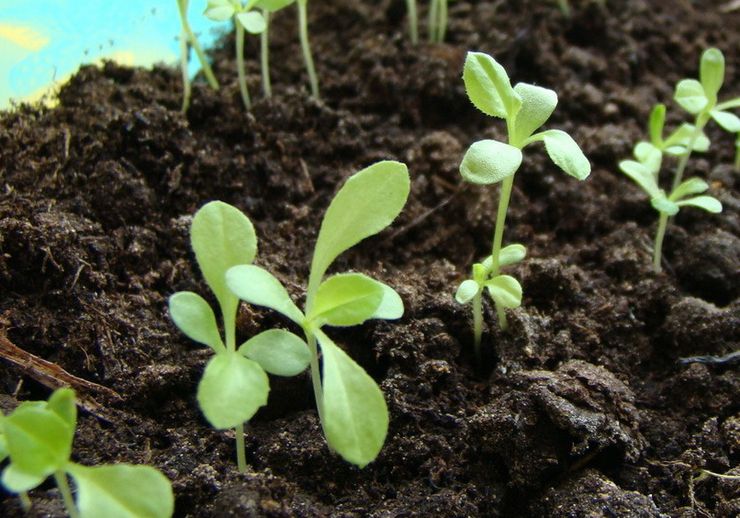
xmin=226 ymin=161 xmax=410 ymax=467
xmin=176 ymin=0 xmax=220 ymax=113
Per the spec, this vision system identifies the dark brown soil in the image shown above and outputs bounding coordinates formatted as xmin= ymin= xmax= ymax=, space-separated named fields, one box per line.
xmin=1 ymin=0 xmax=739 ymax=516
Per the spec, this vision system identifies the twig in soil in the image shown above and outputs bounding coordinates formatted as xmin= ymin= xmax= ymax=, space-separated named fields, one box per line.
xmin=678 ymin=350 xmax=740 ymax=366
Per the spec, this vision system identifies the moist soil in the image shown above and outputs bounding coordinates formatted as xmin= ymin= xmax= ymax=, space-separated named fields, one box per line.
xmin=1 ymin=0 xmax=739 ymax=516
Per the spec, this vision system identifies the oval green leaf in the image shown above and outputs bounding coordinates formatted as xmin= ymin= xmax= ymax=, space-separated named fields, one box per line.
xmin=258 ymin=0 xmax=296 ymax=11
xmin=676 ymin=196 xmax=722 ymax=213
xmin=499 ymin=243 xmax=527 ymax=266
xmin=459 ymin=139 xmax=523 ymax=185
xmin=311 ymin=274 xmax=384 ymax=327
xmin=540 ymin=130 xmax=591 ymax=180
xmin=368 ymin=279 xmax=404 ymax=320
xmin=511 ymin=82 xmax=558 ymax=145
xmin=710 ymin=110 xmax=740 ymax=133
xmin=239 ymin=329 xmax=310 ymax=377
xmin=699 ymin=48 xmax=724 ymax=102
xmin=650 ymin=195 xmax=679 ymax=216
xmin=1 ymin=464 xmax=47 ymax=493
xmin=46 ymin=388 xmax=77 ymax=433
xmin=463 ymin=51 xmax=522 ymax=120
xmin=619 ymin=160 xmax=660 ymax=198
xmin=168 ymin=292 xmax=224 ymax=353
xmin=204 ymin=0 xmax=235 ymax=21
xmin=674 ymin=79 xmax=708 ymax=114
xmin=236 ymin=11 xmax=266 ymax=34
xmin=455 ymin=279 xmax=479 ymax=304
xmin=485 ymin=275 xmax=522 ymax=309
xmin=670 ymin=178 xmax=708 ymax=201
xmin=226 ymin=265 xmax=304 ymax=324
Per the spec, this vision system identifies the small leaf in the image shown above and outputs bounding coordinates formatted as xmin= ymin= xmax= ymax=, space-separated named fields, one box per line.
xmin=197 ymin=353 xmax=269 ymax=429
xmin=68 ymin=463 xmax=174 ymax=518
xmin=455 ymin=279 xmax=480 ymax=304
xmin=710 ymin=110 xmax=740 ymax=133
xmin=670 ymin=178 xmax=708 ymax=201
xmin=485 ymin=275 xmax=522 ymax=309
xmin=169 ymin=292 xmax=224 ymax=353
xmin=663 ymin=123 xmax=710 ymax=154
xmin=367 ymin=280 xmax=404 ymax=320
xmin=226 ymin=265 xmax=304 ymax=324
xmin=311 ymin=274 xmax=384 ymax=327
xmin=473 ymin=262 xmax=488 ymax=283
xmin=499 ymin=243 xmax=527 ymax=266
xmin=46 ymin=388 xmax=77 ymax=433
xmin=236 ymin=11 xmax=266 ymax=34
xmin=648 ymin=104 xmax=666 ymax=146
xmin=633 ymin=142 xmax=662 ymax=173
xmin=619 ymin=160 xmax=660 ymax=198
xmin=674 ymin=79 xmax=708 ymax=114
xmin=676 ymin=196 xmax=722 ymax=213
xmin=511 ymin=83 xmax=558 ymax=145
xmin=650 ymin=195 xmax=679 ymax=216
xmin=1 ymin=465 xmax=46 ymax=493
xmin=204 ymin=0 xmax=235 ymax=21
xmin=462 ymin=52 xmax=522 ymax=120
xmin=258 ymin=0 xmax=295 ymax=11
xmin=699 ymin=48 xmax=724 ymax=102
xmin=716 ymin=97 xmax=740 ymax=111
xmin=459 ymin=139 xmax=523 ymax=184
xmin=239 ymin=329 xmax=310 ymax=377
xmin=539 ymin=130 xmax=591 ymax=180
xmin=315 ymin=330 xmax=388 ymax=468
xmin=309 ymin=161 xmax=410 ymax=287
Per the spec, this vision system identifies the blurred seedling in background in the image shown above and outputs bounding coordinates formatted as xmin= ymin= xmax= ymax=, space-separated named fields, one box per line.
xmin=226 ymin=161 xmax=409 ymax=468
xmin=176 ymin=0 xmax=220 ymax=113
xmin=427 ymin=0 xmax=450 ymax=43
xmin=0 ymin=388 xmax=173 ymax=518
xmin=405 ymin=0 xmax=419 ymax=44
xmin=457 ymin=51 xmax=590 ymax=356
xmin=169 ymin=202 xmax=309 ymax=472
xmin=254 ymin=0 xmax=296 ymax=98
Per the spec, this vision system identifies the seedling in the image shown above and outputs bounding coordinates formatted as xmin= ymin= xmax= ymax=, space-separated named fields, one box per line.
xmin=457 ymin=51 xmax=590 ymax=355
xmin=296 ymin=0 xmax=319 ymax=98
xmin=204 ymin=0 xmax=267 ymax=110
xmin=0 ymin=388 xmax=173 ymax=518
xmin=428 ymin=0 xmax=449 ymax=43
xmin=169 ymin=201 xmax=310 ymax=472
xmin=176 ymin=0 xmax=220 ymax=113
xmin=254 ymin=0 xmax=296 ymax=98
xmin=226 ymin=161 xmax=410 ymax=467
xmin=405 ymin=0 xmax=419 ymax=44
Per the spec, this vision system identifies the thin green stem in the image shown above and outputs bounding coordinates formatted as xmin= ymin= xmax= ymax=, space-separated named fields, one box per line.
xmin=54 ymin=471 xmax=79 ymax=518
xmin=472 ymin=291 xmax=482 ymax=359
xmin=306 ymin=332 xmax=325 ymax=423
xmin=438 ymin=0 xmax=448 ymax=42
xmin=235 ymin=22 xmax=252 ymax=110
xmin=653 ymin=212 xmax=669 ymax=273
xmin=235 ymin=423 xmax=247 ymax=473
xmin=405 ymin=0 xmax=418 ymax=44
xmin=297 ymin=0 xmax=319 ymax=99
xmin=671 ymin=119 xmax=704 ymax=191
xmin=179 ymin=29 xmax=192 ymax=113
xmin=428 ymin=0 xmax=438 ymax=42
xmin=19 ymin=492 xmax=32 ymax=512
xmin=176 ymin=0 xmax=219 ymax=90
xmin=491 ymin=175 xmax=515 ymax=330
xmin=557 ymin=0 xmax=571 ymax=17
xmin=260 ymin=10 xmax=272 ymax=98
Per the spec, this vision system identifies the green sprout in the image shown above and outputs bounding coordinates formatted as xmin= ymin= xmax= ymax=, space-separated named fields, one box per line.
xmin=296 ymin=0 xmax=319 ymax=99
xmin=457 ymin=51 xmax=590 ymax=355
xmin=254 ymin=0 xmax=295 ymax=98
xmin=176 ymin=0 xmax=220 ymax=113
xmin=405 ymin=0 xmax=419 ymax=44
xmin=0 ymin=388 xmax=173 ymax=518
xmin=204 ymin=0 xmax=267 ymax=110
xmin=225 ymin=161 xmax=410 ymax=467
xmin=427 ymin=0 xmax=450 ymax=43
xmin=169 ymin=202 xmax=310 ymax=472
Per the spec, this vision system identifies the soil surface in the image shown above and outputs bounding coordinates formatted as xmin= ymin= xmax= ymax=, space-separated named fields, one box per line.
xmin=1 ymin=0 xmax=739 ymax=516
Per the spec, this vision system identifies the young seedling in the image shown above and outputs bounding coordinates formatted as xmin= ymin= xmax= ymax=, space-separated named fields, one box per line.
xmin=406 ymin=0 xmax=419 ymax=44
xmin=169 ymin=201 xmax=310 ymax=473
xmin=204 ymin=0 xmax=267 ymax=110
xmin=177 ymin=0 xmax=220 ymax=113
xmin=225 ymin=161 xmax=409 ymax=467
xmin=457 ymin=51 xmax=590 ymax=354
xmin=296 ymin=0 xmax=319 ymax=98
xmin=428 ymin=0 xmax=450 ymax=43
xmin=254 ymin=0 xmax=296 ymax=98
xmin=0 ymin=388 xmax=173 ymax=518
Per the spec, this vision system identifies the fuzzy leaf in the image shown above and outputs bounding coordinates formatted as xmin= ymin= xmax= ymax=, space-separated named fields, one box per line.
xmin=68 ymin=463 xmax=174 ymax=518
xmin=499 ymin=243 xmax=527 ymax=266
xmin=315 ymin=330 xmax=388 ymax=468
xmin=663 ymin=123 xmax=710 ymax=154
xmin=236 ymin=11 xmax=266 ymax=34
xmin=485 ymin=275 xmax=522 ymax=309
xmin=540 ymin=130 xmax=591 ymax=180
xmin=197 ymin=353 xmax=269 ymax=429
xmin=459 ymin=139 xmax=523 ymax=184
xmin=463 ymin=52 xmax=522 ymax=120
xmin=169 ymin=292 xmax=224 ymax=353
xmin=633 ymin=142 xmax=662 ymax=173
xmin=239 ymin=329 xmax=310 ymax=377
xmin=710 ymin=110 xmax=740 ymax=133
xmin=676 ymin=196 xmax=722 ymax=213
xmin=511 ymin=83 xmax=558 ymax=145
xmin=455 ymin=279 xmax=480 ymax=304
xmin=699 ymin=48 xmax=724 ymax=102
xmin=204 ymin=0 xmax=235 ymax=21
xmin=226 ymin=265 xmax=304 ymax=324
xmin=675 ymin=79 xmax=708 ymax=114
xmin=309 ymin=161 xmax=409 ymax=286
xmin=46 ymin=388 xmax=77 ymax=433
xmin=648 ymin=104 xmax=666 ymax=146
xmin=311 ymin=274 xmax=384 ymax=327
xmin=670 ymin=178 xmax=708 ymax=201
xmin=1 ymin=465 xmax=46 ymax=493
xmin=650 ymin=195 xmax=679 ymax=216
xmin=619 ymin=160 xmax=660 ymax=198
xmin=367 ymin=280 xmax=404 ymax=320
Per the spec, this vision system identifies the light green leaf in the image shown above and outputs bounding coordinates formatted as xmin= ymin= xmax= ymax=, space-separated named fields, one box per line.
xmin=226 ymin=265 xmax=304 ymax=324
xmin=197 ymin=353 xmax=269 ymax=429
xmin=663 ymin=123 xmax=710 ymax=154
xmin=46 ymin=388 xmax=77 ymax=433
xmin=676 ymin=196 xmax=722 ymax=213
xmin=462 ymin=52 xmax=522 ymax=120
xmin=67 ymin=463 xmax=174 ymax=518
xmin=1 ymin=464 xmax=46 ymax=493
xmin=309 ymin=161 xmax=410 ymax=287
xmin=204 ymin=0 xmax=235 ymax=21
xmin=699 ymin=48 xmax=724 ymax=102
xmin=310 ymin=274 xmax=384 ymax=327
xmin=236 ymin=11 xmax=266 ymax=34
xmin=499 ymin=243 xmax=527 ymax=266
xmin=168 ymin=292 xmax=224 ymax=354
xmin=633 ymin=142 xmax=662 ymax=173
xmin=716 ymin=97 xmax=740 ymax=111
xmin=651 ymin=195 xmax=679 ymax=216
xmin=191 ymin=201 xmax=257 ymax=318
xmin=538 ymin=130 xmax=591 ymax=180
xmin=670 ymin=178 xmax=708 ymax=201
xmin=485 ymin=275 xmax=522 ymax=309
xmin=239 ymin=329 xmax=310 ymax=376
xmin=455 ymin=279 xmax=480 ymax=304
xmin=675 ymin=79 xmax=709 ymax=114
xmin=459 ymin=139 xmax=523 ymax=184
xmin=619 ymin=160 xmax=660 ymax=198
xmin=0 ymin=433 xmax=7 ymax=463
xmin=258 ymin=0 xmax=295 ymax=11
xmin=710 ymin=110 xmax=740 ymax=133
xmin=367 ymin=280 xmax=404 ymax=320
xmin=511 ymin=82 xmax=558 ymax=145
xmin=315 ymin=329 xmax=388 ymax=468
xmin=472 ymin=262 xmax=488 ymax=283
xmin=648 ymin=104 xmax=666 ymax=146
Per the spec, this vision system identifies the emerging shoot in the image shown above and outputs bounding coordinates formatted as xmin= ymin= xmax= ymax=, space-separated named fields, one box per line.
xmin=176 ymin=0 xmax=220 ymax=113
xmin=428 ymin=0 xmax=450 ymax=43
xmin=296 ymin=0 xmax=319 ymax=98
xmin=406 ymin=0 xmax=419 ymax=44
xmin=254 ymin=0 xmax=296 ymax=98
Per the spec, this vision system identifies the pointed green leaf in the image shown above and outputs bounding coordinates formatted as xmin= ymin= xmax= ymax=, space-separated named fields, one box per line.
xmin=710 ymin=110 xmax=740 ymax=133
xmin=650 ymin=195 xmax=679 ymax=216
xmin=315 ymin=330 xmax=388 ymax=468
xmin=226 ymin=265 xmax=304 ymax=324
xmin=258 ymin=0 xmax=296 ymax=11
xmin=676 ymin=196 xmax=722 ymax=213
xmin=197 ymin=353 xmax=269 ymax=429
xmin=1 ymin=464 xmax=46 ymax=493
xmin=699 ymin=48 xmax=724 ymax=102
xmin=648 ymin=104 xmax=666 ymax=146
xmin=539 ymin=130 xmax=591 ymax=180
xmin=309 ymin=161 xmax=410 ymax=286
xmin=67 ymin=463 xmax=174 ymax=518
xmin=168 ymin=292 xmax=224 ymax=354
xmin=619 ymin=160 xmax=660 ymax=198
xmin=669 ymin=178 xmax=708 ymax=201
xmin=511 ymin=83 xmax=558 ymax=145
xmin=716 ymin=97 xmax=740 ymax=111
xmin=633 ymin=142 xmax=662 ymax=173
xmin=675 ymin=79 xmax=709 ymax=114
xmin=462 ymin=52 xmax=522 ymax=120
xmin=236 ymin=11 xmax=266 ymax=34
xmin=459 ymin=139 xmax=523 ymax=184
xmin=485 ymin=275 xmax=522 ymax=309
xmin=367 ymin=280 xmax=404 ymax=320
xmin=46 ymin=388 xmax=77 ymax=433
xmin=204 ymin=0 xmax=235 ymax=21
xmin=455 ymin=279 xmax=480 ymax=304
xmin=239 ymin=329 xmax=310 ymax=376
xmin=310 ymin=274 xmax=384 ymax=327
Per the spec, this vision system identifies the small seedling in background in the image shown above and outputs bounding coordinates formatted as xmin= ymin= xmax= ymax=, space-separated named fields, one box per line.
xmin=204 ymin=0 xmax=267 ymax=110
xmin=255 ymin=0 xmax=296 ymax=98
xmin=428 ymin=0 xmax=450 ymax=43
xmin=405 ymin=0 xmax=419 ymax=44
xmin=0 ymin=388 xmax=173 ymax=518
xmin=176 ymin=0 xmax=220 ymax=113
xmin=457 ymin=51 xmax=590 ymax=355
xmin=296 ymin=0 xmax=319 ymax=98
xmin=226 ymin=161 xmax=409 ymax=467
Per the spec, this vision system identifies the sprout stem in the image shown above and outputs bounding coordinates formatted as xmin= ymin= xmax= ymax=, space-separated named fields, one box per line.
xmin=428 ymin=0 xmax=438 ymax=42
xmin=19 ymin=492 xmax=32 ymax=512
xmin=54 ymin=471 xmax=79 ymax=518
xmin=405 ymin=0 xmax=418 ymax=45
xmin=438 ymin=0 xmax=448 ymax=42
xmin=179 ymin=29 xmax=192 ymax=113
xmin=260 ymin=10 xmax=272 ymax=98
xmin=297 ymin=0 xmax=319 ymax=99
xmin=235 ymin=423 xmax=247 ymax=473
xmin=671 ymin=119 xmax=705 ymax=191
xmin=490 ymin=175 xmax=515 ymax=330
xmin=653 ymin=212 xmax=669 ymax=272
xmin=235 ymin=22 xmax=252 ymax=110
xmin=176 ymin=0 xmax=219 ymax=91
xmin=472 ymin=291 xmax=482 ymax=359
xmin=306 ymin=332 xmax=325 ymax=423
